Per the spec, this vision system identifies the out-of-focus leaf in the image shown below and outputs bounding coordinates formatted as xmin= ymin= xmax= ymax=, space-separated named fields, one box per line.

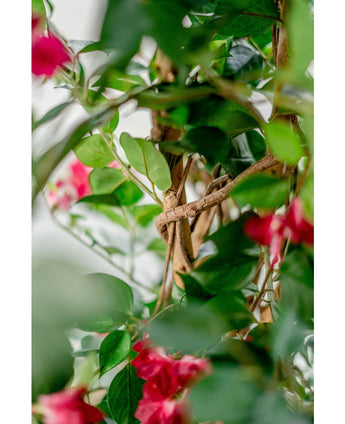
xmin=78 ymin=194 xmax=120 ymax=207
xmin=300 ymin=173 xmax=314 ymax=222
xmin=147 ymin=238 xmax=167 ymax=257
xmin=32 ymin=101 xmax=73 ymax=131
xmin=94 ymin=205 xmax=128 ymax=228
xmin=107 ymin=364 xmax=144 ymax=424
xmin=113 ymin=181 xmax=144 ymax=206
xmin=119 ymin=133 xmax=172 ymax=191
xmin=129 ymin=204 xmax=162 ymax=227
xmin=102 ymin=110 xmax=120 ymax=134
xmin=231 ymin=174 xmax=289 ymax=209
xmin=89 ymin=168 xmax=127 ymax=194
xmin=99 ymin=330 xmax=132 ymax=376
xmin=149 ymin=304 xmax=228 ymax=354
xmin=32 ymin=0 xmax=46 ymax=17
xmin=74 ymin=134 xmax=114 ymax=168
xmin=190 ymin=363 xmax=260 ymax=423
xmin=93 ymin=70 xmax=146 ymax=92
xmin=180 ymin=273 xmax=213 ymax=303
xmin=264 ymin=120 xmax=304 ymax=165
xmin=216 ymin=0 xmax=280 ymax=37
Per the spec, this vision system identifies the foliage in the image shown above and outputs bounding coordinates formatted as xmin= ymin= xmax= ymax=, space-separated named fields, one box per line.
xmin=32 ymin=0 xmax=314 ymax=423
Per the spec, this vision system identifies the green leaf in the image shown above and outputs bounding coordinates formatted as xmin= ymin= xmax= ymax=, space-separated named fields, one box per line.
xmin=299 ymin=173 xmax=314 ymax=222
xmin=216 ymin=0 xmax=280 ymax=37
xmin=231 ymin=174 xmax=289 ymax=209
xmin=100 ymin=0 xmax=152 ymax=70
xmin=77 ymin=313 xmax=117 ymax=333
xmin=32 ymin=101 xmax=73 ymax=131
xmin=73 ymin=134 xmax=114 ymax=168
xmin=89 ymin=168 xmax=127 ymax=194
xmin=32 ymin=0 xmax=46 ymax=16
xmin=280 ymin=247 xmax=314 ymax=322
xmin=78 ymin=273 xmax=133 ymax=330
xmin=149 ymin=304 xmax=228 ymax=354
xmin=182 ymin=127 xmax=229 ymax=167
xmin=180 ymin=273 xmax=213 ymax=303
xmin=99 ymin=330 xmax=132 ymax=376
xmin=223 ymin=130 xmax=266 ymax=176
xmin=107 ymin=364 xmax=144 ymax=424
xmin=129 ymin=204 xmax=163 ymax=227
xmin=189 ymin=96 xmax=259 ymax=138
xmin=93 ymin=70 xmax=146 ymax=92
xmin=120 ymin=133 xmax=172 ymax=191
xmin=264 ymin=120 xmax=304 ymax=165
xmin=102 ymin=109 xmax=120 ymax=134
xmin=93 ymin=205 xmax=128 ymax=228
xmin=223 ymin=44 xmax=264 ymax=82
xmin=190 ymin=363 xmax=260 ymax=423
xmin=113 ymin=181 xmax=144 ymax=206
xmin=78 ymin=194 xmax=120 ymax=207
xmin=147 ymin=238 xmax=167 ymax=257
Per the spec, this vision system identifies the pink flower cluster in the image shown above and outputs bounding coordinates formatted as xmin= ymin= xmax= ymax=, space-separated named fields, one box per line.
xmin=132 ymin=336 xmax=212 ymax=424
xmin=46 ymin=158 xmax=92 ymax=210
xmin=244 ymin=197 xmax=314 ymax=265
xmin=37 ymin=386 xmax=104 ymax=424
xmin=32 ymin=15 xmax=71 ymax=77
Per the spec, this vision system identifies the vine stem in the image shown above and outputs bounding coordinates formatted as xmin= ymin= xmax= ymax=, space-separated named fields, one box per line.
xmin=98 ymin=131 xmax=163 ymax=207
xmin=46 ymin=205 xmax=156 ymax=294
xmin=250 ymin=266 xmax=274 ymax=312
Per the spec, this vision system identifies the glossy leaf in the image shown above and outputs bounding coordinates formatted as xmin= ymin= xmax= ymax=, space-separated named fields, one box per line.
xmin=107 ymin=364 xmax=144 ymax=424
xmin=89 ymin=168 xmax=127 ymax=194
xmin=231 ymin=174 xmax=289 ymax=209
xmin=120 ymin=133 xmax=172 ymax=191
xmin=74 ymin=134 xmax=114 ymax=168
xmin=264 ymin=120 xmax=304 ymax=165
xmin=216 ymin=0 xmax=280 ymax=37
xmin=223 ymin=44 xmax=264 ymax=81
xmin=99 ymin=330 xmax=132 ymax=376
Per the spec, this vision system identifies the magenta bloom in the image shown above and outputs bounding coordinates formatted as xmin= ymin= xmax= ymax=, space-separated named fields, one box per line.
xmin=244 ymin=198 xmax=314 ymax=265
xmin=32 ymin=14 xmax=70 ymax=77
xmin=46 ymin=158 xmax=92 ymax=210
xmin=135 ymin=398 xmax=191 ymax=424
xmin=38 ymin=387 xmax=104 ymax=424
xmin=131 ymin=338 xmax=211 ymax=424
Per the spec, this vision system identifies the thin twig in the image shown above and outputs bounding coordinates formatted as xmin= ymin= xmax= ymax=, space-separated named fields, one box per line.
xmin=250 ymin=266 xmax=273 ymax=312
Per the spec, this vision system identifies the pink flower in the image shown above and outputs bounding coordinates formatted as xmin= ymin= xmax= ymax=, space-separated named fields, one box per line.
xmin=38 ymin=386 xmax=104 ymax=424
xmin=135 ymin=398 xmax=191 ymax=424
xmin=32 ymin=14 xmax=70 ymax=77
xmin=244 ymin=198 xmax=314 ymax=265
xmin=132 ymin=338 xmax=212 ymax=424
xmin=46 ymin=158 xmax=92 ymax=210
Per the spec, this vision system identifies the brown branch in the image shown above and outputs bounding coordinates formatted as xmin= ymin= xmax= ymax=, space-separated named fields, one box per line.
xmin=156 ymin=155 xmax=279 ymax=235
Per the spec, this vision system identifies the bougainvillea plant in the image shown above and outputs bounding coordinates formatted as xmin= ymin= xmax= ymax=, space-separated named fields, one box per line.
xmin=32 ymin=0 xmax=314 ymax=423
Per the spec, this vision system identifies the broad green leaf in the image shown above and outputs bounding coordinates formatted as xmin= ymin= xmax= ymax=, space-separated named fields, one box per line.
xmin=32 ymin=101 xmax=73 ymax=131
xmin=147 ymin=238 xmax=167 ymax=257
xmin=77 ymin=313 xmax=117 ymax=333
xmin=182 ymin=126 xmax=229 ymax=167
xmin=223 ymin=44 xmax=264 ymax=82
xmin=78 ymin=194 xmax=120 ymax=207
xmin=189 ymin=96 xmax=259 ymax=138
xmin=100 ymin=0 xmax=151 ymax=69
xmin=78 ymin=273 xmax=133 ymax=330
xmin=102 ymin=109 xmax=120 ymax=134
xmin=129 ymin=204 xmax=162 ymax=227
xmin=89 ymin=168 xmax=127 ymax=194
xmin=190 ymin=363 xmax=260 ymax=423
xmin=286 ymin=0 xmax=314 ymax=78
xmin=216 ymin=0 xmax=280 ymax=37
xmin=74 ymin=134 xmax=114 ymax=168
xmin=223 ymin=130 xmax=266 ymax=176
xmin=231 ymin=174 xmax=289 ymax=209
xmin=280 ymin=247 xmax=314 ymax=322
xmin=181 ymin=273 xmax=213 ymax=303
xmin=120 ymin=133 xmax=172 ymax=191
xmin=264 ymin=120 xmax=304 ymax=165
xmin=149 ymin=304 xmax=228 ymax=354
xmin=107 ymin=364 xmax=144 ymax=424
xmin=99 ymin=330 xmax=132 ymax=376
xmin=205 ymin=292 xmax=254 ymax=329
xmin=113 ymin=180 xmax=144 ymax=206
